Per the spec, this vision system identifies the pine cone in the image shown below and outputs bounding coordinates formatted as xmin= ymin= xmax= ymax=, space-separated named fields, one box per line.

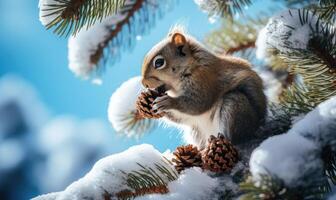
xmin=136 ymin=89 xmax=164 ymax=119
xmin=202 ymin=134 xmax=239 ymax=173
xmin=172 ymin=144 xmax=203 ymax=173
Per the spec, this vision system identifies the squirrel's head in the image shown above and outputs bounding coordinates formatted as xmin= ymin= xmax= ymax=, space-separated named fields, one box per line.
xmin=141 ymin=27 xmax=204 ymax=94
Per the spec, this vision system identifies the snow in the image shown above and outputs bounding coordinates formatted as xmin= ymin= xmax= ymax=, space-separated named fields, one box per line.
xmin=194 ymin=0 xmax=220 ymax=23
xmin=249 ymin=96 xmax=336 ymax=187
xmin=32 ymin=144 xmax=177 ymax=200
xmin=250 ymin=132 xmax=320 ymax=186
xmin=38 ymin=0 xmax=62 ymax=26
xmin=255 ymin=27 xmax=268 ymax=60
xmin=108 ymin=76 xmax=156 ymax=137
xmin=33 ymin=144 xmax=224 ymax=200
xmin=255 ymin=67 xmax=283 ymax=103
xmin=137 ymin=168 xmax=218 ymax=200
xmin=0 ymin=75 xmax=123 ymax=198
xmin=256 ymin=9 xmax=319 ymax=60
xmin=291 ymin=96 xmax=336 ymax=151
xmin=35 ymin=116 xmax=114 ymax=192
xmin=68 ymin=14 xmax=126 ymax=80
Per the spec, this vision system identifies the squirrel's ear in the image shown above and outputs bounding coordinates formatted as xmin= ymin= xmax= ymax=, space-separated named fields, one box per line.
xmin=171 ymin=33 xmax=188 ymax=56
xmin=172 ymin=33 xmax=186 ymax=47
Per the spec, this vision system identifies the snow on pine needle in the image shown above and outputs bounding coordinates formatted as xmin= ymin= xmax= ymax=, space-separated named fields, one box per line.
xmin=249 ymin=96 xmax=336 ymax=187
xmin=38 ymin=0 xmax=124 ymax=36
xmin=108 ymin=76 xmax=156 ymax=137
xmin=255 ymin=9 xmax=320 ymax=61
xmin=68 ymin=14 xmax=127 ymax=81
xmin=32 ymin=144 xmax=178 ymax=200
xmin=38 ymin=0 xmax=63 ymax=26
xmin=137 ymin=167 xmax=219 ymax=200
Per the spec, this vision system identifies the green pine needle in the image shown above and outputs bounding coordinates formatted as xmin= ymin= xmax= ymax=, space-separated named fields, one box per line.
xmin=40 ymin=0 xmax=125 ymax=36
xmin=115 ymin=159 xmax=178 ymax=200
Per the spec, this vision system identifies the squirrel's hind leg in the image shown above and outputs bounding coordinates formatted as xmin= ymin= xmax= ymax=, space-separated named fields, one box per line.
xmin=219 ymin=91 xmax=260 ymax=144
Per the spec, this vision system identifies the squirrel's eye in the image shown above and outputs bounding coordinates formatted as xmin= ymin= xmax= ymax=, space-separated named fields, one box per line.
xmin=153 ymin=55 xmax=166 ymax=69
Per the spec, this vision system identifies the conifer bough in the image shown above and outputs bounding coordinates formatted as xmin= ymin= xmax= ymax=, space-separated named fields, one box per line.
xmin=39 ymin=0 xmax=126 ymax=36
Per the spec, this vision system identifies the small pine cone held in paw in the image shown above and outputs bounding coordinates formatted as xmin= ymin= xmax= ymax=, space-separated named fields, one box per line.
xmin=136 ymin=89 xmax=165 ymax=119
xmin=202 ymin=134 xmax=239 ymax=173
xmin=172 ymin=144 xmax=203 ymax=173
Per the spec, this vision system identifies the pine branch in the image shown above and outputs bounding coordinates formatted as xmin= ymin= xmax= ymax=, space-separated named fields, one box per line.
xmin=226 ymin=41 xmax=255 ymax=54
xmin=271 ymin=9 xmax=336 ymax=114
xmin=68 ymin=0 xmax=174 ymax=79
xmin=316 ymin=0 xmax=336 ymax=22
xmin=195 ymin=0 xmax=252 ymax=19
xmin=214 ymin=0 xmax=252 ymax=19
xmin=105 ymin=160 xmax=178 ymax=200
xmin=39 ymin=0 xmax=126 ymax=36
xmin=205 ymin=17 xmax=267 ymax=56
xmin=285 ymin=0 xmax=336 ymax=22
xmin=322 ymin=146 xmax=336 ymax=188
xmin=88 ymin=0 xmax=145 ymax=66
xmin=240 ymin=172 xmax=328 ymax=200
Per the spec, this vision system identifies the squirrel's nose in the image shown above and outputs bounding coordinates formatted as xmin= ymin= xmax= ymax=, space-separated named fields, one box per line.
xmin=141 ymin=79 xmax=149 ymax=88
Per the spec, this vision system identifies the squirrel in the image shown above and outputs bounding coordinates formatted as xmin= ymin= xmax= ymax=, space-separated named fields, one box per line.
xmin=141 ymin=26 xmax=267 ymax=148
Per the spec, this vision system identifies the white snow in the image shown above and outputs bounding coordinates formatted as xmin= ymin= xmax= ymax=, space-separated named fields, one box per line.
xmin=0 ymin=75 xmax=122 ymax=195
xmin=249 ymin=96 xmax=336 ymax=187
xmin=255 ymin=67 xmax=283 ymax=103
xmin=32 ymin=144 xmax=177 ymax=200
xmin=38 ymin=0 xmax=62 ymax=26
xmin=108 ymin=76 xmax=156 ymax=137
xmin=68 ymin=14 xmax=126 ymax=79
xmin=250 ymin=132 xmax=320 ymax=186
xmin=255 ymin=27 xmax=269 ymax=60
xmin=35 ymin=116 xmax=114 ymax=192
xmin=137 ymin=167 xmax=218 ymax=200
xmin=255 ymin=9 xmax=319 ymax=60
xmin=290 ymin=96 xmax=336 ymax=150
xmin=194 ymin=0 xmax=218 ymax=16
xmin=33 ymin=144 xmax=222 ymax=200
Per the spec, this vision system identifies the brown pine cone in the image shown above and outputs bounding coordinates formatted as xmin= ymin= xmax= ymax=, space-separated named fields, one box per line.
xmin=172 ymin=144 xmax=203 ymax=173
xmin=136 ymin=89 xmax=164 ymax=119
xmin=202 ymin=134 xmax=239 ymax=173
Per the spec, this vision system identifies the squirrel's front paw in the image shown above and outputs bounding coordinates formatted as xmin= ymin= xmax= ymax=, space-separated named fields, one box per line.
xmin=152 ymin=95 xmax=175 ymax=114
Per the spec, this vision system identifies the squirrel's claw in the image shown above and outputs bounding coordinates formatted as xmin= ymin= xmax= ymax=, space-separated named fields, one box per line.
xmin=152 ymin=95 xmax=173 ymax=114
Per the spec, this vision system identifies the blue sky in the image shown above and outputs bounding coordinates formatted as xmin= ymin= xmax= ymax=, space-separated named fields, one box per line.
xmin=0 ymin=0 xmax=280 ymax=154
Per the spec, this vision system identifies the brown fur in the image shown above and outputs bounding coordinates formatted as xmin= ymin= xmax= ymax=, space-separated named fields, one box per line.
xmin=141 ymin=27 xmax=267 ymax=147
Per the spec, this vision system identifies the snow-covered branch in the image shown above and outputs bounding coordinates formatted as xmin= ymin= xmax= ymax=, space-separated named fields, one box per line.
xmin=108 ymin=76 xmax=156 ymax=137
xmin=249 ymin=96 xmax=336 ymax=192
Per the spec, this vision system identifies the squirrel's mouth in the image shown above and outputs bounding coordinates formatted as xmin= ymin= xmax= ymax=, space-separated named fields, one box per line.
xmin=155 ymin=84 xmax=167 ymax=94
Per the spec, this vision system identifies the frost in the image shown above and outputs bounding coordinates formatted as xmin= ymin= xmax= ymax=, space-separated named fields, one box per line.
xmin=108 ymin=76 xmax=155 ymax=137
xmin=32 ymin=144 xmax=176 ymax=200
xmin=250 ymin=96 xmax=336 ymax=186
xmin=38 ymin=0 xmax=62 ymax=26
xmin=68 ymin=14 xmax=126 ymax=79
xmin=256 ymin=9 xmax=320 ymax=60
